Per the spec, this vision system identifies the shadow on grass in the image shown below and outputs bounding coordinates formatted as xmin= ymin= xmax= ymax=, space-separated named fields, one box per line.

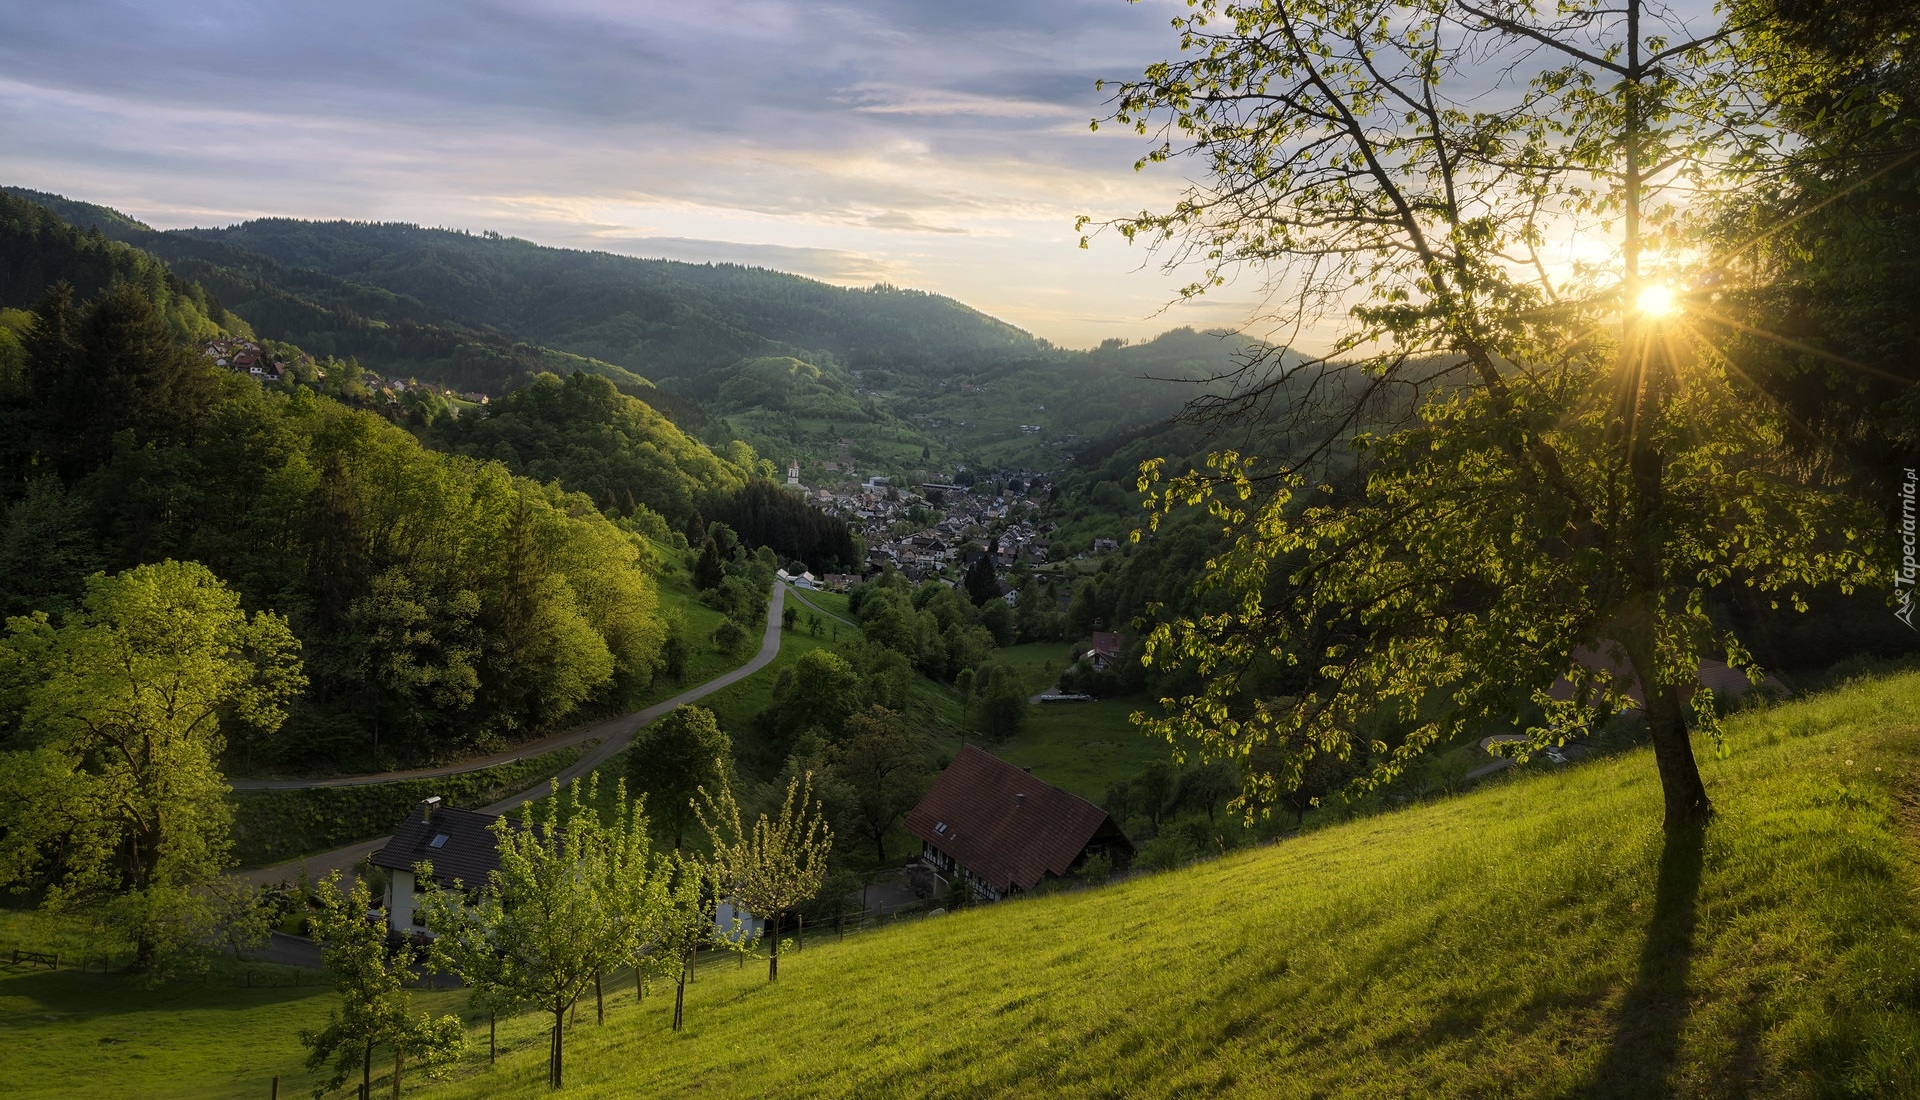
xmin=1579 ymin=824 xmax=1706 ymax=1098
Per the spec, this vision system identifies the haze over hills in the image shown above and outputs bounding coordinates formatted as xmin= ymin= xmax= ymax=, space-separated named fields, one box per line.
xmin=2 ymin=186 xmax=1261 ymax=475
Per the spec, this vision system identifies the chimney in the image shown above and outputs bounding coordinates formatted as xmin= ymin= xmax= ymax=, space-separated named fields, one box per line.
xmin=1016 ymin=793 xmax=1026 ymax=807
xmin=420 ymin=796 xmax=442 ymax=824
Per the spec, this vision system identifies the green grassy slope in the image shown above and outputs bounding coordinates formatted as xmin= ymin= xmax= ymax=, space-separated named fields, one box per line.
xmin=7 ymin=669 xmax=1917 ymax=1099
xmin=412 ymin=667 xmax=1920 ymax=1099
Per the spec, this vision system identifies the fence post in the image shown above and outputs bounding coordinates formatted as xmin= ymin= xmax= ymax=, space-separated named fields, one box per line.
xmin=271 ymin=1075 xmax=279 ymax=1100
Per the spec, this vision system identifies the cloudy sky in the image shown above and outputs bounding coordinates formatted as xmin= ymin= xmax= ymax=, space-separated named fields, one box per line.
xmin=0 ymin=0 xmax=1273 ymax=347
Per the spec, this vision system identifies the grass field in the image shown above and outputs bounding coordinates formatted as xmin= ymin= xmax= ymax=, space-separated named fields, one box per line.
xmin=996 ymin=699 xmax=1173 ymax=804
xmin=13 ymin=674 xmax=1919 ymax=1097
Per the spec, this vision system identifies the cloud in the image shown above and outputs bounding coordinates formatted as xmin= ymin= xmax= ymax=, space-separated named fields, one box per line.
xmin=0 ymin=0 xmax=1266 ymax=348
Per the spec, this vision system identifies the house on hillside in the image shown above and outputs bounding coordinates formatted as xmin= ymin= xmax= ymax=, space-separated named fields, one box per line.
xmin=1083 ymin=631 xmax=1132 ymax=672
xmin=371 ymin=798 xmax=503 ymax=935
xmin=904 ymin=746 xmax=1133 ymax=902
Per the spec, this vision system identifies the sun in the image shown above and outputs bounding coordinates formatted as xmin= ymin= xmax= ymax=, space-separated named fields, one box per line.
xmin=1635 ymin=284 xmax=1678 ymax=317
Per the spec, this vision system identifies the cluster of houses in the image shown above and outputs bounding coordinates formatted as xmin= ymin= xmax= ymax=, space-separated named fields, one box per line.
xmin=199 ymin=339 xmax=489 ymax=409
xmin=201 ymin=338 xmax=300 ymax=383
xmin=367 ymin=746 xmax=1134 ymax=939
xmin=783 ymin=461 xmax=1063 ymax=588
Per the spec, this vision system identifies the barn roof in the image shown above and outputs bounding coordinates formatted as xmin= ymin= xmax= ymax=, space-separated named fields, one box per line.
xmin=371 ymin=802 xmax=503 ymax=889
xmin=903 ymin=746 xmax=1130 ymax=892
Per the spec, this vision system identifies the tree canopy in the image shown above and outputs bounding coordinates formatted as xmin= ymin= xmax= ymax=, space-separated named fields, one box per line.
xmin=0 ymin=560 xmax=303 ymax=969
xmin=1098 ymin=0 xmax=1889 ymax=829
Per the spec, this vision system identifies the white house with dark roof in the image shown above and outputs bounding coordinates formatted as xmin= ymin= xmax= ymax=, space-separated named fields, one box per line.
xmin=370 ymin=798 xmax=503 ymax=935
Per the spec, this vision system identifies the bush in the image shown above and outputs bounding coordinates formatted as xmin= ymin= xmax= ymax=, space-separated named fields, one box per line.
xmin=1134 ymin=834 xmax=1198 ymax=873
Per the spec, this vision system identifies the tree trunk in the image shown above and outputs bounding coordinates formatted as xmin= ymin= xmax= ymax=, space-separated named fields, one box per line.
xmin=673 ymin=953 xmax=687 ymax=1031
xmin=1624 ymin=621 xmax=1714 ymax=829
xmin=489 ymin=1012 xmax=496 ymax=1065
xmin=550 ymin=1012 xmax=564 ymax=1090
xmin=595 ymin=968 xmax=604 ymax=1025
xmin=391 ymin=1044 xmax=402 ymax=1100
xmin=363 ymin=1039 xmax=372 ymax=1100
xmin=769 ymin=913 xmax=781 ymax=982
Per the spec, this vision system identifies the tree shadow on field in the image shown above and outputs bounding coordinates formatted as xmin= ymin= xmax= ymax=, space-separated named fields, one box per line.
xmin=1579 ymin=825 xmax=1706 ymax=1098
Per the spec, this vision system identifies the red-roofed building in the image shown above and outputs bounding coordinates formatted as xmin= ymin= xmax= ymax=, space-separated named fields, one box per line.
xmin=1083 ymin=631 xmax=1133 ymax=672
xmin=903 ymin=746 xmax=1133 ymax=902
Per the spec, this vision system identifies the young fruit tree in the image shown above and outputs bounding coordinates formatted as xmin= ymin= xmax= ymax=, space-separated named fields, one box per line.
xmin=1088 ymin=0 xmax=1887 ymax=830
xmin=697 ymin=770 xmax=832 ymax=982
xmin=301 ymin=873 xmax=464 ymax=1099
xmin=641 ymin=852 xmax=751 ymax=1031
xmin=422 ymin=775 xmax=669 ymax=1090
xmin=0 ymin=560 xmax=303 ymax=971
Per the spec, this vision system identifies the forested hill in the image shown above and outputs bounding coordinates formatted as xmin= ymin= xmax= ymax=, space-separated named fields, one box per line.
xmin=2 ymin=187 xmax=1273 ymax=479
xmin=0 ymin=189 xmax=795 ymax=776
xmin=174 ymin=218 xmax=1047 ymax=393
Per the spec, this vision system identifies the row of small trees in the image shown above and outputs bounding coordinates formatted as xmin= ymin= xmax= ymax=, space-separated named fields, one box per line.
xmin=303 ymin=769 xmax=831 ymax=1092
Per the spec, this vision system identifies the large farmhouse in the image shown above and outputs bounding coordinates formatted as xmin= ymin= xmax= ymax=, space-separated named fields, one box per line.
xmin=903 ymin=746 xmax=1133 ymax=902
xmin=370 ymin=797 xmax=503 ymax=935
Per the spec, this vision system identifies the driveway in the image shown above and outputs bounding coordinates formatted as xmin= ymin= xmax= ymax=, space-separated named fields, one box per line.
xmin=235 ymin=584 xmax=788 ymax=887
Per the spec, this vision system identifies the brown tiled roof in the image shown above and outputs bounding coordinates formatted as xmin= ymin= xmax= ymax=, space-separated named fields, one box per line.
xmin=903 ymin=746 xmax=1131 ymax=892
xmin=371 ymin=802 xmax=504 ymax=889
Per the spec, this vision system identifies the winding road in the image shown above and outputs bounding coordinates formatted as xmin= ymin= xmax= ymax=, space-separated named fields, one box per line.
xmin=235 ymin=584 xmax=789 ymax=886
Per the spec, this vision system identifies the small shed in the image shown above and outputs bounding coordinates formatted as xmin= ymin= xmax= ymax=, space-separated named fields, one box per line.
xmin=903 ymin=747 xmax=1133 ymax=901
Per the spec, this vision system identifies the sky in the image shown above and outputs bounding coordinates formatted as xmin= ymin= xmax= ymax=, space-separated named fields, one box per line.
xmin=0 ymin=0 xmax=1273 ymax=348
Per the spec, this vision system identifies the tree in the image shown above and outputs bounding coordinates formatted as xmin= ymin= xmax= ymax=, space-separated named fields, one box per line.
xmin=828 ymin=706 xmax=932 ymax=863
xmin=626 ymin=705 xmax=732 ymax=850
xmin=764 ymin=649 xmax=864 ymax=747
xmin=302 ymin=873 xmax=464 ymax=1099
xmin=711 ymin=618 xmax=752 ymax=656
xmin=1175 ymin=761 xmax=1240 ymax=826
xmin=1096 ymin=0 xmax=1883 ymax=831
xmin=1103 ymin=779 xmax=1135 ymax=833
xmin=0 ymin=560 xmax=304 ymax=970
xmin=423 ymin=775 xmax=668 ymax=1090
xmin=205 ymin=877 xmax=276 ymax=982
xmin=693 ymin=536 xmax=725 ymax=591
xmin=963 ymin=549 xmax=1000 ymax=607
xmin=697 ymin=771 xmax=832 ymax=982
xmin=971 ymin=662 xmax=1028 ymax=741
xmin=644 ymin=853 xmax=748 ymax=1031
xmin=1134 ymin=762 xmax=1175 ymax=833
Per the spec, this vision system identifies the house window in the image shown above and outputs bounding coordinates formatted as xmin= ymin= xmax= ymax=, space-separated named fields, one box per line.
xmin=429 ymin=834 xmax=449 ymax=848
xmin=934 ymin=821 xmax=947 ymax=835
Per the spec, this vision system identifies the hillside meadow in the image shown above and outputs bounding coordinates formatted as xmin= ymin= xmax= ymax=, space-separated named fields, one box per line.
xmin=3 ymin=666 xmax=1917 ymax=1098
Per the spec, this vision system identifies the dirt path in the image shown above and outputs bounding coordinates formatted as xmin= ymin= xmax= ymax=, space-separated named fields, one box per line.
xmin=235 ymin=584 xmax=788 ymax=886
xmin=784 ymin=585 xmax=858 ymax=630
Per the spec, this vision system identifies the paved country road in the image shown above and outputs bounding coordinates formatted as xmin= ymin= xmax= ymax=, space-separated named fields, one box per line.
xmin=235 ymin=584 xmax=788 ymax=887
